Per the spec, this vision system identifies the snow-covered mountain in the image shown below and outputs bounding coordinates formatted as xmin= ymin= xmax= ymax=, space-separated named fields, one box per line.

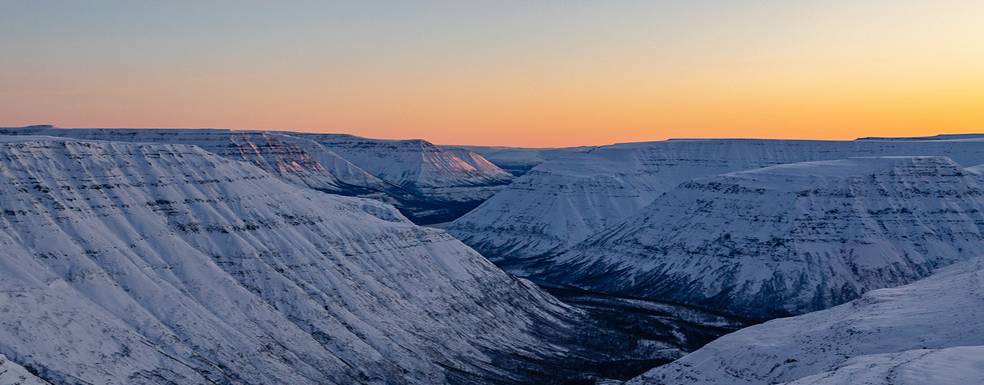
xmin=0 ymin=136 xmax=613 ymax=385
xmin=0 ymin=126 xmax=392 ymax=195
xmin=858 ymin=133 xmax=984 ymax=141
xmin=778 ymin=347 xmax=984 ymax=385
xmin=628 ymin=257 xmax=984 ymax=385
xmin=445 ymin=145 xmax=588 ymax=176
xmin=449 ymin=139 xmax=984 ymax=262
xmin=530 ymin=156 xmax=984 ymax=318
xmin=443 ymin=147 xmax=516 ymax=179
xmin=0 ymin=355 xmax=49 ymax=385
xmin=296 ymin=134 xmax=514 ymax=223
xmin=301 ymin=134 xmax=512 ymax=195
xmin=968 ymin=163 xmax=984 ymax=175
xmin=0 ymin=127 xmax=510 ymax=224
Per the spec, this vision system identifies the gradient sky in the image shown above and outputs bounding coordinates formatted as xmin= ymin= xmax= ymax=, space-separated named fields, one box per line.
xmin=2 ymin=1 xmax=983 ymax=147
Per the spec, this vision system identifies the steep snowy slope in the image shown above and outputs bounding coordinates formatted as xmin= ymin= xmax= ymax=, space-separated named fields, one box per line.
xmin=0 ymin=127 xmax=511 ymax=224
xmin=968 ymin=163 xmax=984 ymax=175
xmin=534 ymin=157 xmax=984 ymax=318
xmin=450 ymin=139 xmax=984 ymax=261
xmin=0 ymin=355 xmax=49 ymax=385
xmin=0 ymin=136 xmax=605 ymax=385
xmin=628 ymin=257 xmax=984 ymax=385
xmin=445 ymin=146 xmax=588 ymax=176
xmin=779 ymin=347 xmax=984 ymax=385
xmin=303 ymin=134 xmax=512 ymax=197
xmin=444 ymin=147 xmax=518 ymax=179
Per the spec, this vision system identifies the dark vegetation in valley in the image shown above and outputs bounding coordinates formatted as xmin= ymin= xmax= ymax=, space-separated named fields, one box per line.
xmin=465 ymin=281 xmax=750 ymax=384
xmin=395 ymin=198 xmax=486 ymax=226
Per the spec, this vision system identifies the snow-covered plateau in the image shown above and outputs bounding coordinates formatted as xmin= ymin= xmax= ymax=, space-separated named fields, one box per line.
xmin=532 ymin=156 xmax=984 ymax=318
xmin=0 ymin=127 xmax=511 ymax=224
xmin=450 ymin=138 xmax=984 ymax=261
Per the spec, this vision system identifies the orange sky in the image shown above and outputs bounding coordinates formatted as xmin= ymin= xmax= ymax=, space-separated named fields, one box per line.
xmin=2 ymin=1 xmax=983 ymax=147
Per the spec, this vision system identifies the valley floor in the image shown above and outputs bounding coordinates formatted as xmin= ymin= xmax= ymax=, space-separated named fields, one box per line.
xmin=505 ymin=281 xmax=750 ymax=384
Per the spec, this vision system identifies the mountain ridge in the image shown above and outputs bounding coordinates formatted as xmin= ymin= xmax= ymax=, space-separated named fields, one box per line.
xmin=0 ymin=127 xmax=509 ymax=224
xmin=0 ymin=136 xmax=577 ymax=384
xmin=449 ymin=139 xmax=984 ymax=264
xmin=531 ymin=156 xmax=984 ymax=318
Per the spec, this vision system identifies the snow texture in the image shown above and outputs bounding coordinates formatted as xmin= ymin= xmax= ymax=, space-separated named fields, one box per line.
xmin=450 ymin=139 xmax=984 ymax=262
xmin=299 ymin=134 xmax=513 ymax=202
xmin=0 ymin=136 xmax=578 ymax=385
xmin=0 ymin=355 xmax=49 ymax=385
xmin=0 ymin=127 xmax=510 ymax=224
xmin=443 ymin=145 xmax=588 ymax=176
xmin=629 ymin=257 xmax=984 ymax=385
xmin=535 ymin=156 xmax=984 ymax=318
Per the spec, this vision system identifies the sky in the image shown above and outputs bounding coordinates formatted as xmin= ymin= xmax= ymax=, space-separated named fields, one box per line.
xmin=2 ymin=1 xmax=983 ymax=147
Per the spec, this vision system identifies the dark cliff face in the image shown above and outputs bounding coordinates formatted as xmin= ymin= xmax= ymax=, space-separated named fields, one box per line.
xmin=536 ymin=157 xmax=984 ymax=319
